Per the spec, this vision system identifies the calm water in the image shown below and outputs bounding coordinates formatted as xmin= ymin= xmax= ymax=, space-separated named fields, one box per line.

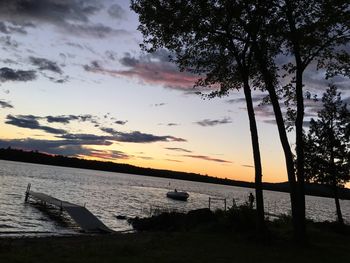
xmin=0 ymin=160 xmax=349 ymax=236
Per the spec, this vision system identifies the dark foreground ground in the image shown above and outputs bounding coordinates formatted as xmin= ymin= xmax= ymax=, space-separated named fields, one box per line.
xmin=1 ymin=223 xmax=349 ymax=263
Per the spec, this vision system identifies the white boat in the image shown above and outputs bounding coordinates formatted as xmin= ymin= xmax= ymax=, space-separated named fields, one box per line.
xmin=166 ymin=190 xmax=189 ymax=201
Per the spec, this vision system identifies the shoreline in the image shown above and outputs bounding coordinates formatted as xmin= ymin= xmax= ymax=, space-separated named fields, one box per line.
xmin=1 ymin=156 xmax=349 ymax=200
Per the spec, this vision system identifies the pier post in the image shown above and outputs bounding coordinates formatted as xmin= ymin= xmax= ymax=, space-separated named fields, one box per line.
xmin=24 ymin=183 xmax=31 ymax=202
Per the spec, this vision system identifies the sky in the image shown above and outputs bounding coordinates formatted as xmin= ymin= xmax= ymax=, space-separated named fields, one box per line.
xmin=0 ymin=0 xmax=349 ymax=183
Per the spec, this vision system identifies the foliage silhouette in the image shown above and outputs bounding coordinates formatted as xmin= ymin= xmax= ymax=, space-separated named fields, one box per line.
xmin=304 ymin=86 xmax=350 ymax=225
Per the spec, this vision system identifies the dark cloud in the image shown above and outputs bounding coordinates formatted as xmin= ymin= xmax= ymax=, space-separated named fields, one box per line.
xmin=100 ymin=127 xmax=186 ymax=143
xmin=343 ymin=96 xmax=350 ymax=106
xmin=100 ymin=127 xmax=116 ymax=135
xmin=5 ymin=112 xmax=185 ymax=144
xmin=105 ymin=50 xmax=118 ymax=61
xmin=165 ymin=159 xmax=183 ymax=163
xmin=152 ymin=103 xmax=166 ymax=107
xmin=66 ymin=42 xmax=84 ymax=49
xmin=108 ymin=4 xmax=125 ymax=19
xmin=5 ymin=114 xmax=67 ymax=134
xmin=59 ymin=133 xmax=112 ymax=144
xmin=83 ymin=60 xmax=102 ymax=71
xmin=46 ymin=115 xmax=78 ymax=124
xmin=0 ymin=0 xmax=100 ymax=23
xmin=183 ymin=154 xmax=232 ymax=163
xmin=115 ymin=120 xmax=127 ymax=125
xmin=0 ymin=0 xmax=127 ymax=38
xmin=242 ymin=164 xmax=254 ymax=168
xmin=45 ymin=114 xmax=97 ymax=124
xmin=195 ymin=117 xmax=232 ymax=127
xmin=0 ymin=67 xmax=36 ymax=82
xmin=62 ymin=23 xmax=129 ymax=38
xmin=29 ymin=57 xmax=62 ymax=74
xmin=0 ymin=21 xmax=8 ymax=33
xmin=0 ymin=21 xmax=33 ymax=34
xmin=0 ymin=138 xmax=129 ymax=159
xmin=120 ymin=53 xmax=140 ymax=67
xmin=0 ymin=36 xmax=19 ymax=48
xmin=89 ymin=149 xmax=130 ymax=160
xmin=165 ymin=147 xmax=192 ymax=153
xmin=0 ymin=100 xmax=13 ymax=108
xmin=167 ymin=123 xmax=179 ymax=126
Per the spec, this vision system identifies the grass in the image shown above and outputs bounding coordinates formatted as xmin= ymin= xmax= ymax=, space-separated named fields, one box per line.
xmin=0 ymin=223 xmax=349 ymax=263
xmin=1 ymin=207 xmax=349 ymax=263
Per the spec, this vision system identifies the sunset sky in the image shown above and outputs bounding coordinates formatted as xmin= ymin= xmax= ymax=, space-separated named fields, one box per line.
xmin=0 ymin=0 xmax=349 ymax=183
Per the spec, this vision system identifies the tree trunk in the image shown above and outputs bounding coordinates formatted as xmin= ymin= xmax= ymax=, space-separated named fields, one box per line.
xmin=285 ymin=0 xmax=307 ymax=242
xmin=252 ymin=48 xmax=299 ymax=239
xmin=243 ymin=81 xmax=265 ymax=236
xmin=294 ymin=69 xmax=306 ymax=240
xmin=333 ymin=185 xmax=344 ymax=225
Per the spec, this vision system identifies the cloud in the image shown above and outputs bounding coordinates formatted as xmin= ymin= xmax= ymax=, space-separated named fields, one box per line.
xmin=88 ymin=149 xmax=130 ymax=160
xmin=108 ymin=4 xmax=126 ymax=19
xmin=0 ymin=67 xmax=36 ymax=82
xmin=165 ymin=159 xmax=183 ymax=163
xmin=195 ymin=117 xmax=232 ymax=127
xmin=167 ymin=123 xmax=179 ymax=126
xmin=343 ymin=96 xmax=350 ymax=106
xmin=115 ymin=120 xmax=128 ymax=125
xmin=29 ymin=57 xmax=62 ymax=74
xmin=0 ymin=100 xmax=13 ymax=108
xmin=120 ymin=55 xmax=140 ymax=67
xmin=46 ymin=115 xmax=79 ymax=124
xmin=5 ymin=112 xmax=185 ymax=144
xmin=84 ymin=50 xmax=200 ymax=90
xmin=100 ymin=127 xmax=186 ymax=143
xmin=45 ymin=114 xmax=97 ymax=124
xmin=5 ymin=114 xmax=67 ymax=134
xmin=183 ymin=154 xmax=232 ymax=163
xmin=152 ymin=103 xmax=166 ymax=107
xmin=62 ymin=23 xmax=129 ymax=38
xmin=242 ymin=164 xmax=254 ymax=168
xmin=0 ymin=0 xmax=100 ymax=24
xmin=165 ymin=147 xmax=192 ymax=153
xmin=0 ymin=0 xmax=127 ymax=38
xmin=83 ymin=60 xmax=102 ymax=71
xmin=59 ymin=133 xmax=112 ymax=144
xmin=0 ymin=21 xmax=33 ymax=34
xmin=0 ymin=138 xmax=129 ymax=159
xmin=0 ymin=36 xmax=19 ymax=48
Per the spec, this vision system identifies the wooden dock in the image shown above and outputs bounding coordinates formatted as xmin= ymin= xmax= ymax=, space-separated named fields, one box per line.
xmin=25 ymin=184 xmax=113 ymax=233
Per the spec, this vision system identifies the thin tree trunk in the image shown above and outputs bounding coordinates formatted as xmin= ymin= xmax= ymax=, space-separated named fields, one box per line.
xmin=252 ymin=48 xmax=299 ymax=238
xmin=243 ymin=81 xmax=265 ymax=235
xmin=266 ymin=81 xmax=299 ymax=237
xmin=330 ymin=150 xmax=344 ymax=225
xmin=333 ymin=185 xmax=344 ymax=225
xmin=285 ymin=0 xmax=307 ymax=242
xmin=295 ymin=69 xmax=306 ymax=240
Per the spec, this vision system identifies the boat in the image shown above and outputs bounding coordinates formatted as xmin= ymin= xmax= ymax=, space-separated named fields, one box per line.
xmin=166 ymin=190 xmax=189 ymax=201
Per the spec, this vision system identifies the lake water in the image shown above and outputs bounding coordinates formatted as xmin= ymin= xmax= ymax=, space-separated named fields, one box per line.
xmin=0 ymin=160 xmax=349 ymax=236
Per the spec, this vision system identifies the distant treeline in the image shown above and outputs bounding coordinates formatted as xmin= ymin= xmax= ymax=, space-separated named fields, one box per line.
xmin=0 ymin=147 xmax=349 ymax=200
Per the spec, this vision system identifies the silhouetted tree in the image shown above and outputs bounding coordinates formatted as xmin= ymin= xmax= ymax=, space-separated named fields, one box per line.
xmin=304 ymin=86 xmax=350 ymax=225
xmin=130 ymin=0 xmax=267 ymax=235
xmin=131 ymin=0 xmax=350 ymax=241
xmin=279 ymin=0 xmax=350 ymax=238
